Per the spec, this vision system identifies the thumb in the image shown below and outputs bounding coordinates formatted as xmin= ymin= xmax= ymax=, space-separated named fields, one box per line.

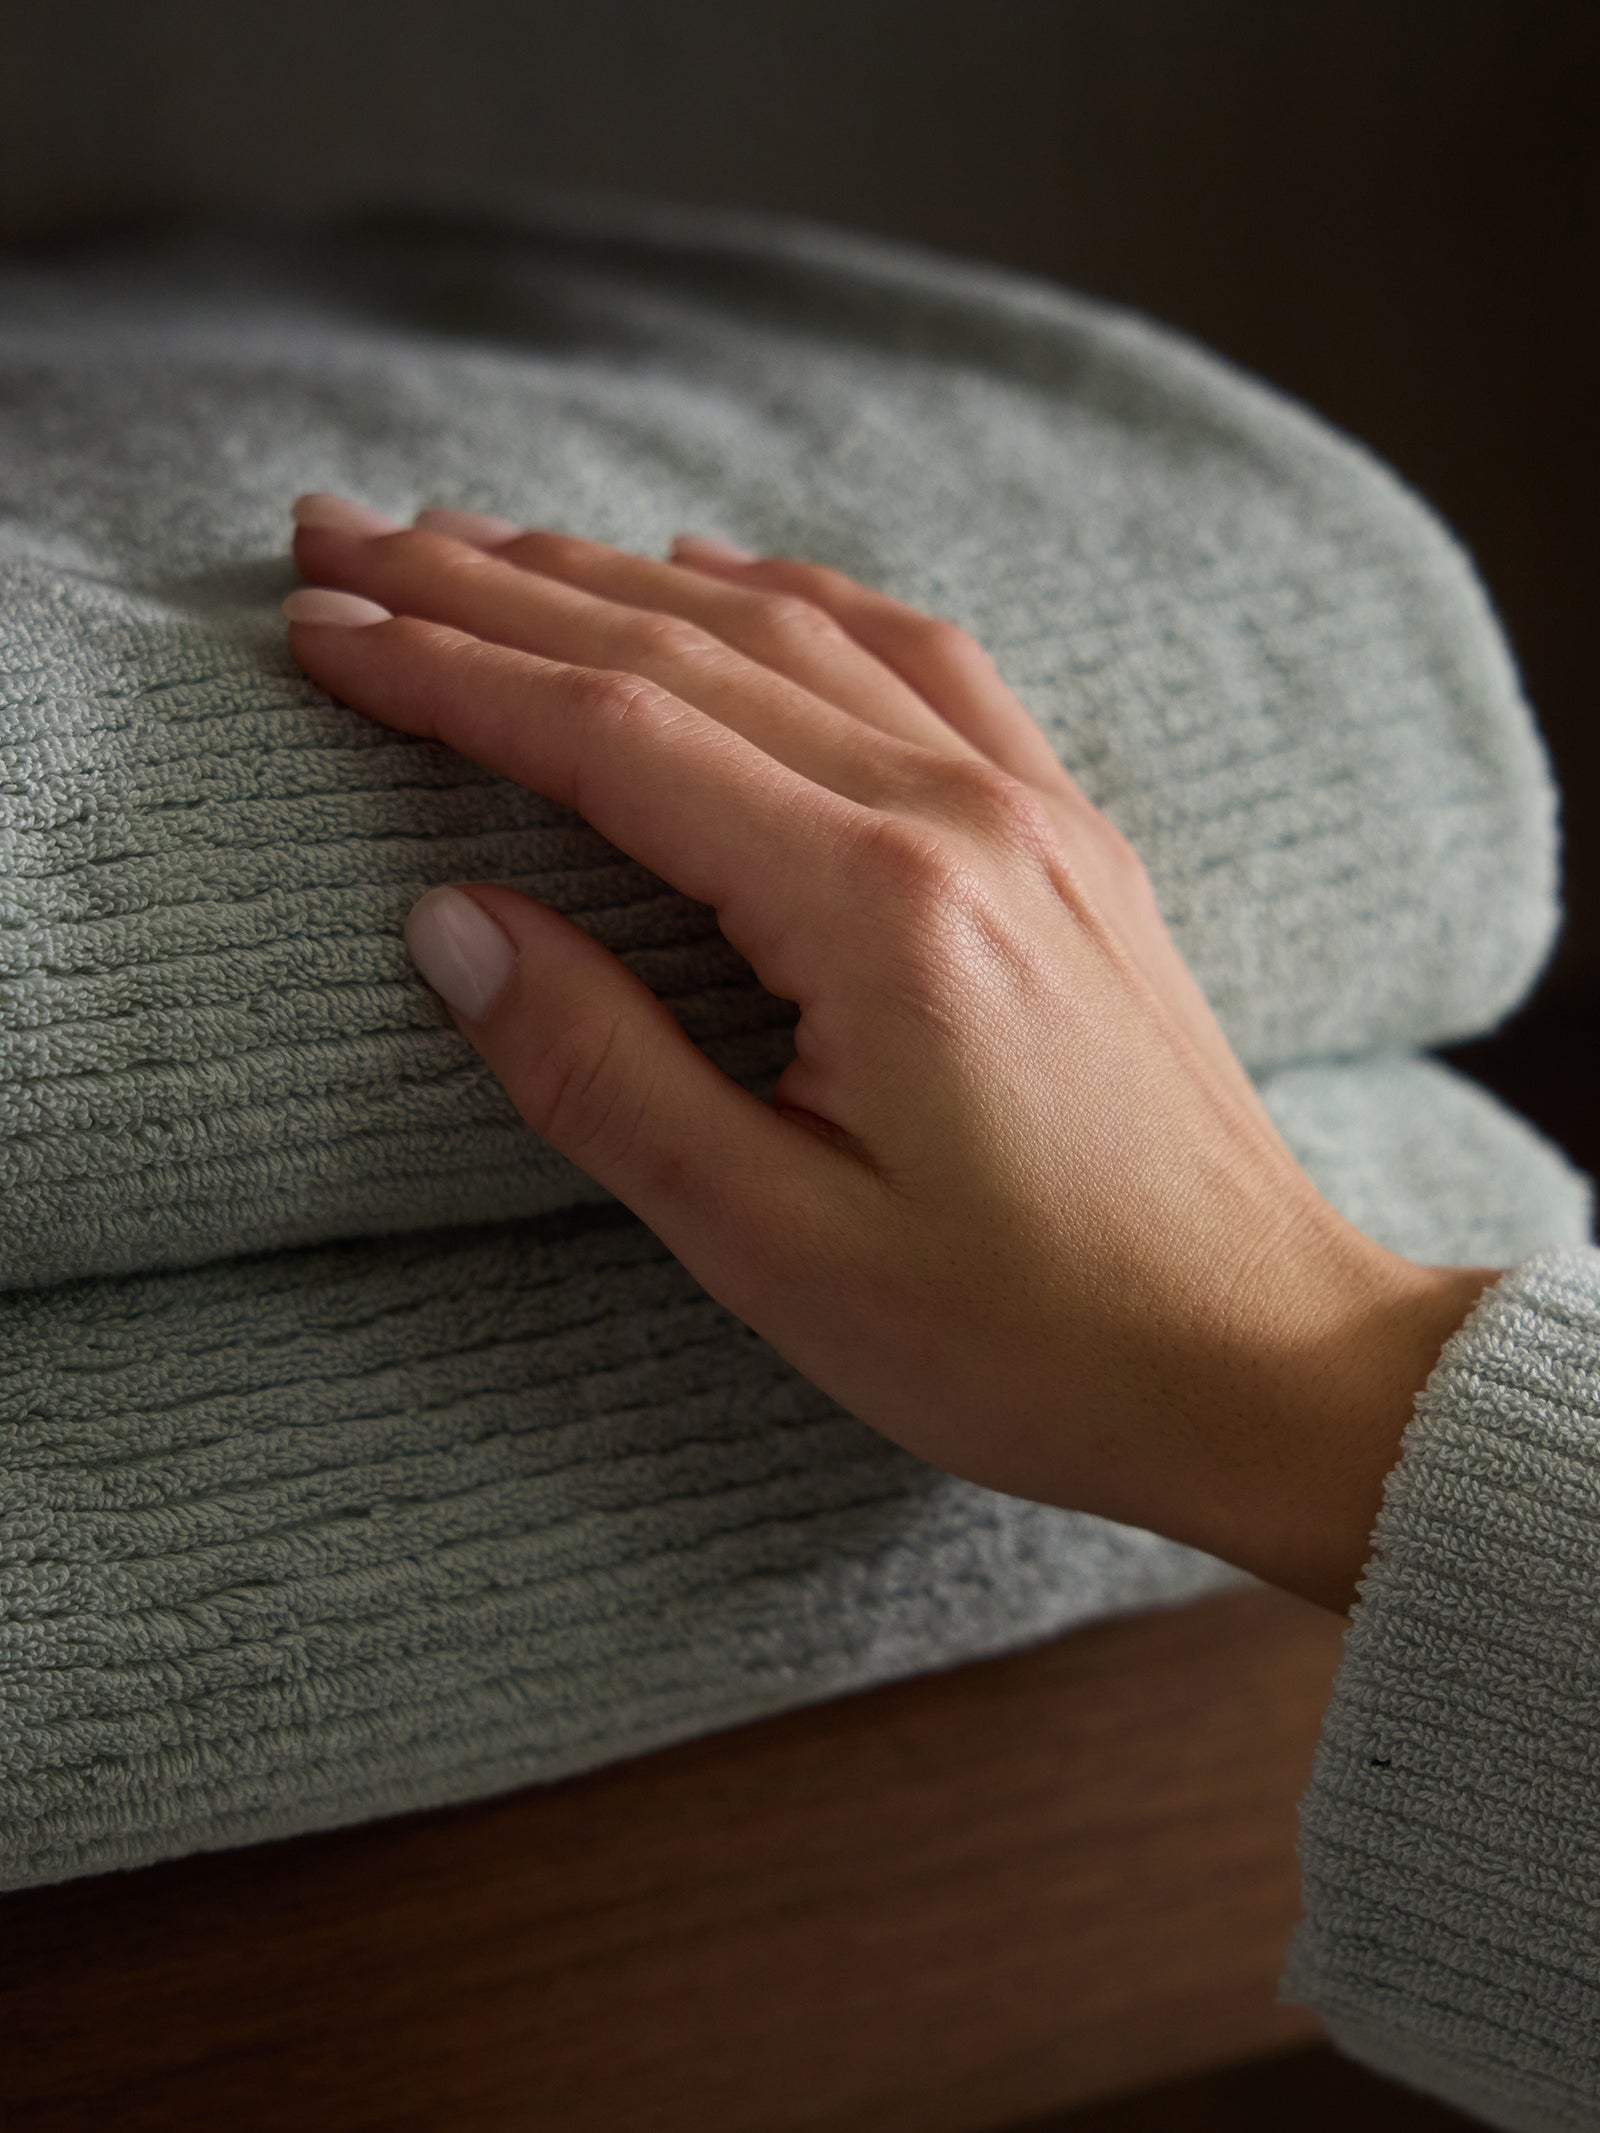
xmin=401 ymin=882 xmax=821 ymax=1287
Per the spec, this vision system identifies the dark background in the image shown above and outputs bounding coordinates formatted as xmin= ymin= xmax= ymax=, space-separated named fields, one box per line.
xmin=3 ymin=0 xmax=1594 ymax=1178
xmin=1 ymin=6 xmax=1592 ymax=2124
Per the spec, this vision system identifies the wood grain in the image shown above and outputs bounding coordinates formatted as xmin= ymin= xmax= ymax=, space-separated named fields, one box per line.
xmin=0 ymin=1584 xmax=1345 ymax=2133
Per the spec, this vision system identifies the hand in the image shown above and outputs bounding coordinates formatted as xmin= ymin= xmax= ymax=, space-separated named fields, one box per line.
xmin=285 ymin=495 xmax=1500 ymax=1615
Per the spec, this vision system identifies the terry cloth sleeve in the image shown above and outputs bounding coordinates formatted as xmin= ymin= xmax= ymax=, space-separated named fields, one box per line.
xmin=1280 ymin=1242 xmax=1600 ymax=2132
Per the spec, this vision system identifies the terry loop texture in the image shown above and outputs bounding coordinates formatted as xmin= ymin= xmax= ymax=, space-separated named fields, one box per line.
xmin=0 ymin=204 xmax=1590 ymax=1955
xmin=1 ymin=1053 xmax=1592 ymax=1892
xmin=0 ymin=198 xmax=1562 ymax=1291
xmin=1281 ymin=1245 xmax=1600 ymax=2133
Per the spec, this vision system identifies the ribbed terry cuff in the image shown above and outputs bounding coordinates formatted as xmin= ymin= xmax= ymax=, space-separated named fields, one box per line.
xmin=1281 ymin=1243 xmax=1600 ymax=2132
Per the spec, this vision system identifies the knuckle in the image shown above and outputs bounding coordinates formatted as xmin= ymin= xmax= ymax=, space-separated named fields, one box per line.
xmin=923 ymin=756 xmax=1057 ymax=848
xmin=499 ymin=527 xmax=575 ymax=571
xmin=390 ymin=524 xmax=493 ymax=576
xmin=847 ymin=811 xmax=965 ymax=921
xmin=749 ymin=590 xmax=841 ymax=653
xmin=625 ymin=610 xmax=716 ymax=664
xmin=533 ymin=1011 xmax=651 ymax=1173
xmin=1094 ymin=814 xmax=1155 ymax=887
xmin=905 ymin=612 xmax=991 ymax=674
xmin=766 ymin=559 xmax=840 ymax=601
xmin=860 ymin=809 xmax=952 ymax=883
xmin=573 ymin=665 xmax=674 ymax=729
xmin=922 ymin=614 xmax=979 ymax=657
xmin=1050 ymin=799 xmax=1160 ymax=921
xmin=567 ymin=668 xmax=683 ymax=818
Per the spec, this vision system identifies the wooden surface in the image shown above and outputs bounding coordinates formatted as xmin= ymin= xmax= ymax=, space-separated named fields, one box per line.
xmin=0 ymin=1583 xmax=1344 ymax=2133
xmin=1041 ymin=2042 xmax=1483 ymax=2131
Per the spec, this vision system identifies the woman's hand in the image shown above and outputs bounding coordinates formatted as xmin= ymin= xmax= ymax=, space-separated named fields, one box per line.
xmin=285 ymin=494 xmax=1499 ymax=1614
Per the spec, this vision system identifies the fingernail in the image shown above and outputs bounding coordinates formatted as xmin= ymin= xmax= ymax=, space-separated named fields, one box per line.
xmin=414 ymin=507 xmax=523 ymax=547
xmin=292 ymin=492 xmax=401 ymax=535
xmin=403 ymin=886 xmax=518 ymax=1022
xmin=672 ymin=533 xmax=757 ymax=565
xmin=282 ymin=587 xmax=392 ymax=627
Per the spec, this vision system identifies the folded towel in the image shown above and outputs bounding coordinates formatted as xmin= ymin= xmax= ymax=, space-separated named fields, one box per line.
xmin=2 ymin=1050 xmax=1590 ymax=1889
xmin=0 ymin=202 xmax=1579 ymax=1889
xmin=0 ymin=200 xmax=1560 ymax=1291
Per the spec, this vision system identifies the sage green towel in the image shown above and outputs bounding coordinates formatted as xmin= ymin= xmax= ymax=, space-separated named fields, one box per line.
xmin=0 ymin=206 xmax=1588 ymax=1939
xmin=1 ymin=1052 xmax=1591 ymax=1891
xmin=0 ymin=200 xmax=1559 ymax=1290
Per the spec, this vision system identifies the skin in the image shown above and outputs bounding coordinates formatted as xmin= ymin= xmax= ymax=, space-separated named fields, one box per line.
xmin=285 ymin=495 xmax=1502 ymax=1618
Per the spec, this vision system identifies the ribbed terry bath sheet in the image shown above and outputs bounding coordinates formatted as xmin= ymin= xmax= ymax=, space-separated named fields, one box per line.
xmin=0 ymin=198 xmax=1586 ymax=1888
xmin=1 ymin=1054 xmax=1592 ymax=1891
xmin=0 ymin=198 xmax=1560 ymax=1289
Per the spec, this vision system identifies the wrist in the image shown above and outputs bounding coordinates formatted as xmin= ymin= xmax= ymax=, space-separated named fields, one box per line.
xmin=1210 ymin=1246 xmax=1503 ymax=1616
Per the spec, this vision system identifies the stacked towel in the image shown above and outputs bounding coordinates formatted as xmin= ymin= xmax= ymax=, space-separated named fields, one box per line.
xmin=0 ymin=199 xmax=1561 ymax=1287
xmin=0 ymin=197 xmax=1588 ymax=1887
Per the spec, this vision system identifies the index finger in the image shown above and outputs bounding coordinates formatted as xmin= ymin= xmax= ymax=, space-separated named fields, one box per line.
xmin=285 ymin=604 xmax=863 ymax=1000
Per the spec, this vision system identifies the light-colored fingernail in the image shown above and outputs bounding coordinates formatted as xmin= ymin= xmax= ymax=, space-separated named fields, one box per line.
xmin=282 ymin=587 xmax=392 ymax=627
xmin=292 ymin=492 xmax=401 ymax=535
xmin=403 ymin=886 xmax=518 ymax=1022
xmin=671 ymin=532 xmax=757 ymax=565
xmin=414 ymin=507 xmax=523 ymax=547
